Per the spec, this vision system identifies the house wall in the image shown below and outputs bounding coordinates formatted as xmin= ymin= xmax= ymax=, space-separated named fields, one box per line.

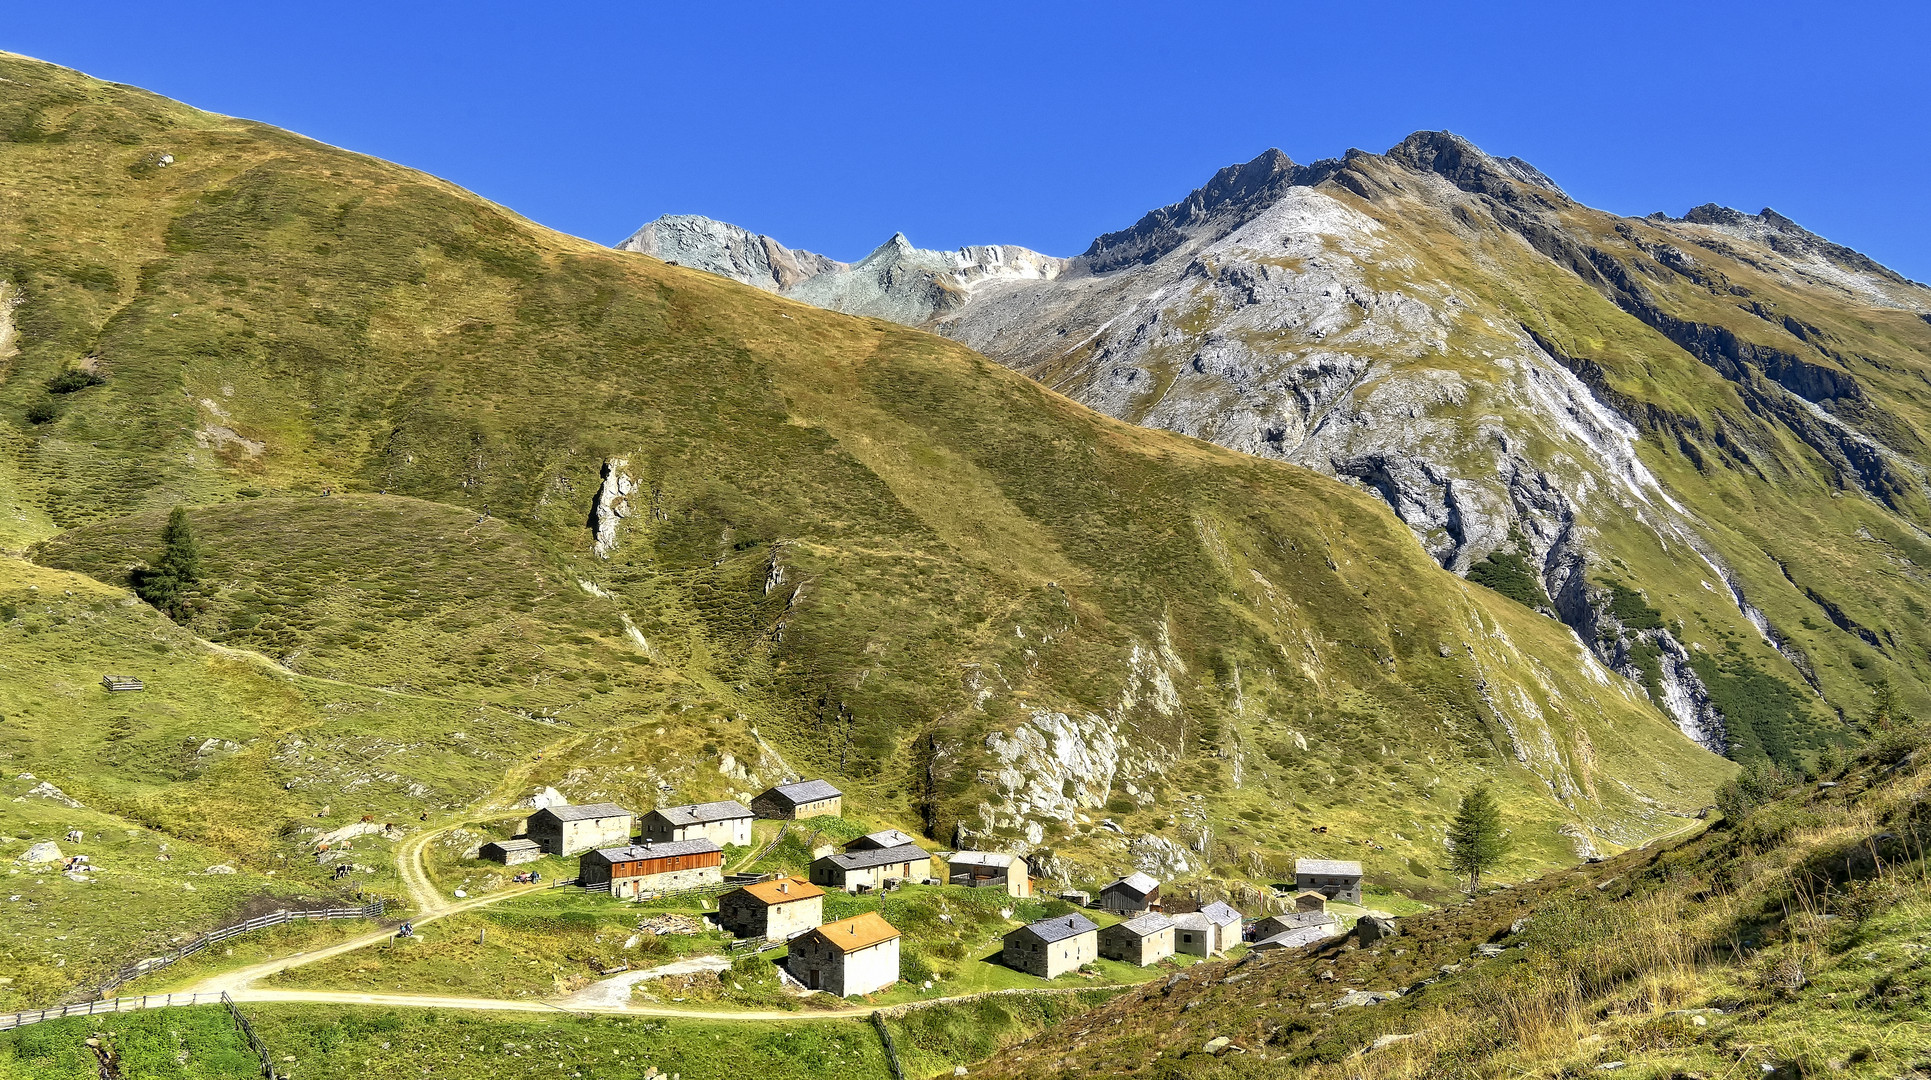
xmin=721 ymin=895 xmax=823 ymax=940
xmin=1295 ymin=873 xmax=1362 ymax=904
xmin=530 ymin=815 xmax=634 ymax=857
xmin=1004 ymin=931 xmax=1097 ymax=978
xmin=752 ymin=794 xmax=842 ymax=820
xmin=607 ymin=864 xmax=722 ymax=899
xmin=643 ymin=816 xmax=753 ymax=848
xmin=1174 ymin=926 xmax=1211 ymax=957
xmin=1098 ymin=927 xmax=1174 ymax=966
xmin=1214 ymin=919 xmax=1242 ymax=953
xmin=787 ymin=936 xmax=899 ymax=996
xmin=813 ymin=857 xmax=927 ymax=891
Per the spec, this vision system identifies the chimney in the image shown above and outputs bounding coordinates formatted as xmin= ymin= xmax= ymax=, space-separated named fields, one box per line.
xmin=778 ymin=881 xmax=788 ymax=894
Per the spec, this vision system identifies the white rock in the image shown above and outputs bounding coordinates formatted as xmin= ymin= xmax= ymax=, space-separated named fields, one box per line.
xmin=20 ymin=841 xmax=60 ymax=863
xmin=204 ymin=864 xmax=236 ymax=875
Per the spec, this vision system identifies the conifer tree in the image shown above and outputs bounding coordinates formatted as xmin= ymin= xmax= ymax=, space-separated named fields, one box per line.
xmin=1447 ymin=784 xmax=1509 ymax=891
xmin=133 ymin=506 xmax=201 ymax=622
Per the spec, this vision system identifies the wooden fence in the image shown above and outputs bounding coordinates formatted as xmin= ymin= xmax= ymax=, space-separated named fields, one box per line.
xmin=0 ymin=991 xmax=222 ymax=1033
xmin=220 ymin=991 xmax=277 ymax=1079
xmin=89 ymin=901 xmax=385 ymax=1000
xmin=870 ymin=1010 xmax=905 ymax=1080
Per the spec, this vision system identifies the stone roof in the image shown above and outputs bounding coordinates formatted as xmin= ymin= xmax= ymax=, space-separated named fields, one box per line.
xmin=590 ymin=838 xmax=720 ymax=862
xmin=819 ymin=844 xmax=930 ymax=872
xmin=1016 ymin=913 xmax=1099 ymax=944
xmin=948 ymin=851 xmax=1016 ymax=869
xmin=764 ymin=779 xmax=841 ymax=805
xmin=1199 ymin=901 xmax=1243 ymax=926
xmin=804 ymin=912 xmax=900 ymax=952
xmin=1170 ymin=912 xmax=1212 ymax=931
xmin=648 ymin=800 xmax=754 ymax=825
xmin=1107 ymin=912 xmax=1174 ymax=938
xmin=1295 ymin=858 xmax=1363 ymax=878
xmin=732 ymin=875 xmax=823 ymax=905
xmin=482 ymin=838 xmax=541 ymax=851
xmin=1253 ymin=924 xmax=1340 ymax=950
xmin=537 ymin=802 xmax=633 ymax=822
xmin=1104 ymin=872 xmax=1159 ymax=897
xmin=847 ymin=829 xmax=921 ymax=850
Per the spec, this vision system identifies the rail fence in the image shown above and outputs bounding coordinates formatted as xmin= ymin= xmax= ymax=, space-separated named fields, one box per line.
xmin=220 ymin=991 xmax=277 ymax=1079
xmin=0 ymin=991 xmax=221 ymax=1033
xmin=89 ymin=901 xmax=386 ymax=1000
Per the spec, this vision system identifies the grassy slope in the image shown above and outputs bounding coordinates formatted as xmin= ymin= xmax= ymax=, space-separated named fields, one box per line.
xmin=0 ymin=53 xmax=1726 ymax=1005
xmin=969 ymin=731 xmax=1931 ymax=1079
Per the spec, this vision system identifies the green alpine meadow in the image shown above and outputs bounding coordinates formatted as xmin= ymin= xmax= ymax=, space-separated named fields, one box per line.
xmin=0 ymin=30 xmax=1922 ymax=1080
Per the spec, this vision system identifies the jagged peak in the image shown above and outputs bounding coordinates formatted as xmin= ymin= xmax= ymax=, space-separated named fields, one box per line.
xmin=1082 ymin=147 xmax=1306 ymax=273
xmin=1384 ymin=130 xmax=1565 ymax=199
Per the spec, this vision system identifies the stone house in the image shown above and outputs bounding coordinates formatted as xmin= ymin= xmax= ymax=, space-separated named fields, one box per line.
xmin=945 ymin=851 xmax=1031 ymax=897
xmin=1002 ymin=913 xmax=1099 ymax=979
xmin=1249 ymin=911 xmax=1334 ymax=940
xmin=751 ymin=779 xmax=842 ymax=820
xmin=1294 ymin=858 xmax=1363 ymax=904
xmin=716 ymin=875 xmax=823 ymax=941
xmin=639 ymin=801 xmax=755 ymax=848
xmin=810 ymin=844 xmax=930 ymax=892
xmin=1097 ymin=872 xmax=1160 ymax=914
xmin=1098 ymin=912 xmax=1175 ymax=966
xmin=578 ymin=838 xmax=722 ymax=898
xmin=786 ymin=912 xmax=900 ymax=996
xmin=525 ymin=803 xmax=636 ymax=857
xmin=844 ymin=829 xmax=921 ymax=852
xmin=1172 ymin=901 xmax=1243 ymax=956
xmin=479 ymin=838 xmax=542 ymax=866
xmin=1294 ymin=890 xmax=1329 ymax=914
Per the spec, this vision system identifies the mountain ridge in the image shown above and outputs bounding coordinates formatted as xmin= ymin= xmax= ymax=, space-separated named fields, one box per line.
xmin=613 ymin=131 xmax=1931 ymax=768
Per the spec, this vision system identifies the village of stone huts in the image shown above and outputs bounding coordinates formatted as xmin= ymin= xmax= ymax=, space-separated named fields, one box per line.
xmin=458 ymin=778 xmax=1391 ymax=1005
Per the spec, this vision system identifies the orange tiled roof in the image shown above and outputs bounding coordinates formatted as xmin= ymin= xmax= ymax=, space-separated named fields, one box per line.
xmin=737 ymin=876 xmax=823 ymax=905
xmin=807 ymin=911 xmax=900 ymax=952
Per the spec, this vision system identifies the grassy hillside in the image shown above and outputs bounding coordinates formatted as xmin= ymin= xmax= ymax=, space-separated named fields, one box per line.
xmin=0 ymin=53 xmax=1726 ymax=1006
xmin=969 ymin=726 xmax=1931 ymax=1078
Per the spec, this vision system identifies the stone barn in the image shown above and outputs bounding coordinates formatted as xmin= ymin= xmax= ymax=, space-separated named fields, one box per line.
xmin=1097 ymin=872 xmax=1160 ymax=914
xmin=945 ymin=851 xmax=1031 ymax=897
xmin=715 ymin=875 xmax=823 ymax=942
xmin=1002 ymin=914 xmax=1099 ymax=979
xmin=479 ymin=838 xmax=542 ymax=866
xmin=1294 ymin=890 xmax=1329 ymax=914
xmin=1294 ymin=859 xmax=1363 ymax=904
xmin=578 ymin=839 xmax=722 ymax=898
xmin=810 ymin=844 xmax=929 ymax=892
xmin=751 ymin=779 xmax=842 ymax=821
xmin=1098 ymin=912 xmax=1175 ymax=967
xmin=526 ymin=803 xmax=635 ymax=857
xmin=786 ymin=912 xmax=900 ymax=997
xmin=639 ymin=801 xmax=755 ymax=848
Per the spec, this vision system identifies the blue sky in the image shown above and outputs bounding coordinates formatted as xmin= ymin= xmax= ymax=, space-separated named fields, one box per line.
xmin=11 ymin=2 xmax=1929 ymax=279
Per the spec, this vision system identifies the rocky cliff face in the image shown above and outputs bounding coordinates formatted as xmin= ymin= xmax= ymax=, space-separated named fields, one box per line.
xmin=619 ymin=133 xmax=1931 ymax=766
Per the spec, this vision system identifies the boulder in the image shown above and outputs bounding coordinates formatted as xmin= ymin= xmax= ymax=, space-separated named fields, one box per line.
xmin=1369 ymin=1033 xmax=1416 ymax=1051
xmin=20 ymin=841 xmax=60 ymax=863
xmin=1354 ymin=915 xmax=1399 ymax=944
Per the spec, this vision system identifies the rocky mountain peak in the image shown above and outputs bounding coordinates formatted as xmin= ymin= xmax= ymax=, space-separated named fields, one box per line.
xmin=1384 ymin=130 xmax=1564 ymax=200
xmin=1082 ymin=148 xmax=1306 ymax=273
xmin=615 ymin=214 xmax=845 ymax=291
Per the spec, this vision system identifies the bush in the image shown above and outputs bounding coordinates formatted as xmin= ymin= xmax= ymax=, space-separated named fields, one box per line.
xmin=44 ymin=368 xmax=105 ymax=393
xmin=23 ymin=396 xmax=56 ymax=424
xmin=1714 ymin=759 xmax=1801 ymax=825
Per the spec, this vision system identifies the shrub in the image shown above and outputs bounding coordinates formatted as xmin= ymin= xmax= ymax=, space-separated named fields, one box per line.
xmin=45 ymin=368 xmax=105 ymax=393
xmin=23 ymin=396 xmax=56 ymax=424
xmin=1714 ymin=759 xmax=1801 ymax=825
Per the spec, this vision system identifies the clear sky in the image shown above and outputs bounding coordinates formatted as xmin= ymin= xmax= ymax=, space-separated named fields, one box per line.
xmin=10 ymin=2 xmax=1929 ymax=279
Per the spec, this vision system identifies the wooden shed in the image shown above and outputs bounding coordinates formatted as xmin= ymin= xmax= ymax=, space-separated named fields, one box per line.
xmin=1097 ymin=871 xmax=1160 ymax=914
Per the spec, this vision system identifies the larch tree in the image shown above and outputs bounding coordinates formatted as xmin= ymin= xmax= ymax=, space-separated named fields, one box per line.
xmin=1447 ymin=784 xmax=1510 ymax=891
